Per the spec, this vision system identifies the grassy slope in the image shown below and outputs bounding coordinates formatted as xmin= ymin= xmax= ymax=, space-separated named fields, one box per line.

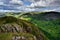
xmin=20 ymin=12 xmax=60 ymax=40
xmin=30 ymin=18 xmax=60 ymax=40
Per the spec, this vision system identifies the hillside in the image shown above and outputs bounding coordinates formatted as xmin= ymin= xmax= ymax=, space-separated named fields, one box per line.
xmin=0 ymin=16 xmax=48 ymax=40
xmin=20 ymin=11 xmax=60 ymax=40
xmin=21 ymin=11 xmax=60 ymax=20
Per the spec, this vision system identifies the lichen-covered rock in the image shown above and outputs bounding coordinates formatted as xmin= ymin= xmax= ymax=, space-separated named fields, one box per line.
xmin=0 ymin=16 xmax=49 ymax=40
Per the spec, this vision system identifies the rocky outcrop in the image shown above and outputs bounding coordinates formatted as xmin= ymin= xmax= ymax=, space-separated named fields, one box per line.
xmin=0 ymin=16 xmax=48 ymax=40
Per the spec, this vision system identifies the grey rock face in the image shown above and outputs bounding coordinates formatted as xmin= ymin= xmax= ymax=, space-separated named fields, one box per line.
xmin=0 ymin=23 xmax=25 ymax=33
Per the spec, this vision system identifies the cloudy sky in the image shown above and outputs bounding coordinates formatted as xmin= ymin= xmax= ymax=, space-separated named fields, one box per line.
xmin=0 ymin=0 xmax=60 ymax=12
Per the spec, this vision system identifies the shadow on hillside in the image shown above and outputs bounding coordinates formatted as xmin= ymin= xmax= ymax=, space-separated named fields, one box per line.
xmin=38 ymin=27 xmax=59 ymax=40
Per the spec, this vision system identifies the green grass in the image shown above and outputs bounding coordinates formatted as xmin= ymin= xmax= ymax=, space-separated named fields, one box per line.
xmin=21 ymin=16 xmax=60 ymax=40
xmin=0 ymin=33 xmax=12 ymax=40
xmin=32 ymin=19 xmax=60 ymax=40
xmin=0 ymin=33 xmax=36 ymax=40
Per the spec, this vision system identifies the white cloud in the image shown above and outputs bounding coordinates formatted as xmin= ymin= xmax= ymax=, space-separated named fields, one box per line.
xmin=0 ymin=10 xmax=21 ymax=12
xmin=0 ymin=2 xmax=4 ymax=5
xmin=27 ymin=0 xmax=60 ymax=8
xmin=9 ymin=0 xmax=23 ymax=6
xmin=43 ymin=9 xmax=55 ymax=12
xmin=52 ymin=7 xmax=60 ymax=12
xmin=0 ymin=0 xmax=5 ymax=5
xmin=30 ymin=1 xmax=46 ymax=7
xmin=16 ymin=6 xmax=35 ymax=12
xmin=24 ymin=8 xmax=35 ymax=12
